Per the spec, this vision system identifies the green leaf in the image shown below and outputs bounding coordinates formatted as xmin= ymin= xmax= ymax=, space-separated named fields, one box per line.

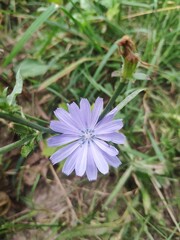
xmin=7 ymin=68 xmax=23 ymax=105
xmin=15 ymin=59 xmax=49 ymax=78
xmin=38 ymin=57 xmax=95 ymax=91
xmin=148 ymin=131 xmax=166 ymax=163
xmin=133 ymin=72 xmax=150 ymax=81
xmin=0 ymin=135 xmax=34 ymax=155
xmin=141 ymin=187 xmax=151 ymax=214
xmin=104 ymin=165 xmax=133 ymax=207
xmin=3 ymin=4 xmax=58 ymax=66
xmin=82 ymin=70 xmax=112 ymax=97
xmin=93 ymin=43 xmax=118 ymax=79
xmin=116 ymin=88 xmax=146 ymax=111
xmin=21 ymin=137 xmax=35 ymax=157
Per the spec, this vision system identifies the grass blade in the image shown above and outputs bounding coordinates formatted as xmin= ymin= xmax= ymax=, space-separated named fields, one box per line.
xmin=104 ymin=165 xmax=133 ymax=208
xmin=3 ymin=4 xmax=58 ymax=66
xmin=116 ymin=88 xmax=146 ymax=111
xmin=38 ymin=57 xmax=96 ymax=91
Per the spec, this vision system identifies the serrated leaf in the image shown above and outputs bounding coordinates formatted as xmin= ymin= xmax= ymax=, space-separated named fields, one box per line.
xmin=7 ymin=68 xmax=23 ymax=105
xmin=14 ymin=124 xmax=33 ymax=136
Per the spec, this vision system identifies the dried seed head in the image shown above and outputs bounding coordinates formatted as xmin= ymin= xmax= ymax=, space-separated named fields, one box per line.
xmin=117 ymin=35 xmax=139 ymax=79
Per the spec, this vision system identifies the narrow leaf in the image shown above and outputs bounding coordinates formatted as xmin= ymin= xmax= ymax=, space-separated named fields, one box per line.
xmin=7 ymin=68 xmax=23 ymax=105
xmin=93 ymin=43 xmax=118 ymax=79
xmin=148 ymin=131 xmax=166 ymax=163
xmin=38 ymin=57 xmax=95 ymax=91
xmin=104 ymin=165 xmax=133 ymax=207
xmin=3 ymin=4 xmax=58 ymax=66
xmin=133 ymin=72 xmax=150 ymax=80
xmin=82 ymin=70 xmax=112 ymax=97
xmin=116 ymin=88 xmax=146 ymax=111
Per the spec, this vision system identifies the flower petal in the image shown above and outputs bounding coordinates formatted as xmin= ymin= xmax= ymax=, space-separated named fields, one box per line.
xmin=68 ymin=102 xmax=86 ymax=130
xmin=93 ymin=138 xmax=119 ymax=156
xmin=104 ymin=153 xmax=122 ymax=168
xmin=94 ymin=106 xmax=118 ymax=129
xmin=97 ymin=132 xmax=126 ymax=144
xmin=54 ymin=108 xmax=80 ymax=133
xmin=95 ymin=119 xmax=123 ymax=134
xmin=50 ymin=141 xmax=80 ymax=165
xmin=86 ymin=146 xmax=98 ymax=181
xmin=50 ymin=121 xmax=80 ymax=135
xmin=90 ymin=97 xmax=103 ymax=128
xmin=90 ymin=141 xmax=109 ymax=174
xmin=62 ymin=147 xmax=80 ymax=176
xmin=80 ymin=98 xmax=91 ymax=128
xmin=95 ymin=114 xmax=114 ymax=128
xmin=75 ymin=142 xmax=88 ymax=177
xmin=47 ymin=134 xmax=80 ymax=147
xmin=106 ymin=107 xmax=118 ymax=117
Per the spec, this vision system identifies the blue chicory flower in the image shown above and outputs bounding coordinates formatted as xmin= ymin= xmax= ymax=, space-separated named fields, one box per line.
xmin=47 ymin=97 xmax=126 ymax=181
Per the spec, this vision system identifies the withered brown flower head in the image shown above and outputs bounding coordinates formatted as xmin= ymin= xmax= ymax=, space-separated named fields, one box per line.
xmin=117 ymin=35 xmax=136 ymax=59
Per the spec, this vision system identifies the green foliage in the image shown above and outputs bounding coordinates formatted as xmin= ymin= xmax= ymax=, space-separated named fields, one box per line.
xmin=7 ymin=68 xmax=23 ymax=105
xmin=15 ymin=59 xmax=49 ymax=78
xmin=0 ymin=0 xmax=179 ymax=239
xmin=3 ymin=4 xmax=58 ymax=66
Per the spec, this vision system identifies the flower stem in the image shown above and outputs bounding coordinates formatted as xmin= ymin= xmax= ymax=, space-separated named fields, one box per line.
xmin=99 ymin=80 xmax=125 ymax=121
xmin=0 ymin=135 xmax=34 ymax=154
xmin=0 ymin=112 xmax=53 ymax=133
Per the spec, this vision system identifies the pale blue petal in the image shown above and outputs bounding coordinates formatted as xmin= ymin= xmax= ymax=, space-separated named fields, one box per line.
xmin=75 ymin=142 xmax=88 ymax=177
xmin=94 ymin=107 xmax=117 ymax=129
xmin=103 ymin=153 xmax=122 ymax=168
xmin=95 ymin=119 xmax=123 ymax=134
xmin=93 ymin=139 xmax=119 ymax=156
xmin=95 ymin=114 xmax=114 ymax=128
xmin=68 ymin=102 xmax=86 ymax=130
xmin=86 ymin=145 xmax=98 ymax=181
xmin=50 ymin=120 xmax=80 ymax=135
xmin=90 ymin=141 xmax=109 ymax=174
xmin=80 ymin=98 xmax=91 ymax=128
xmin=97 ymin=132 xmax=126 ymax=144
xmin=62 ymin=147 xmax=80 ymax=176
xmin=54 ymin=108 xmax=80 ymax=133
xmin=47 ymin=134 xmax=80 ymax=147
xmin=106 ymin=107 xmax=118 ymax=117
xmin=90 ymin=97 xmax=103 ymax=128
xmin=50 ymin=141 xmax=80 ymax=165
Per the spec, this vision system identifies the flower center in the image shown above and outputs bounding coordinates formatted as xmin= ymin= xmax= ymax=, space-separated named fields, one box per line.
xmin=81 ymin=129 xmax=95 ymax=143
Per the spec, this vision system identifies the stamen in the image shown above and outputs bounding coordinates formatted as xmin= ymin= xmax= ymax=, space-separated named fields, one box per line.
xmin=80 ymin=129 xmax=95 ymax=144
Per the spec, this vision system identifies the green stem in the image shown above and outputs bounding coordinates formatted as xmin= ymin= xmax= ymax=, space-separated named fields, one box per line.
xmin=0 ymin=135 xmax=33 ymax=154
xmin=99 ymin=80 xmax=125 ymax=121
xmin=0 ymin=112 xmax=53 ymax=133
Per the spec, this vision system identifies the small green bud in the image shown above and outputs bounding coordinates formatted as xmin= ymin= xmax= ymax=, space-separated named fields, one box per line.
xmin=122 ymin=53 xmax=139 ymax=79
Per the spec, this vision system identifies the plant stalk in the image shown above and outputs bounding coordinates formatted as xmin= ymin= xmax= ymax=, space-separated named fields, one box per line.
xmin=0 ymin=112 xmax=53 ymax=133
xmin=99 ymin=80 xmax=125 ymax=121
xmin=0 ymin=135 xmax=34 ymax=154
